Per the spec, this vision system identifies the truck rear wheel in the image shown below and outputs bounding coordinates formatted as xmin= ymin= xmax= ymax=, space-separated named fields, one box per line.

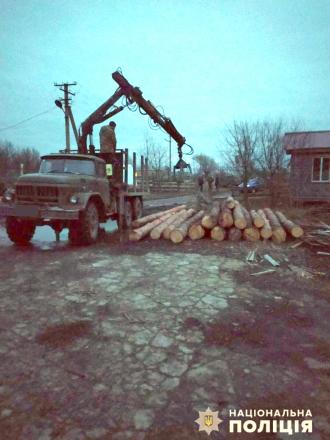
xmin=6 ymin=217 xmax=36 ymax=245
xmin=117 ymin=199 xmax=133 ymax=230
xmin=132 ymin=197 xmax=143 ymax=220
xmin=69 ymin=201 xmax=99 ymax=245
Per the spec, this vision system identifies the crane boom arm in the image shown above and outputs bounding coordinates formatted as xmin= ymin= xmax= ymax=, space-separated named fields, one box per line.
xmin=78 ymin=71 xmax=186 ymax=157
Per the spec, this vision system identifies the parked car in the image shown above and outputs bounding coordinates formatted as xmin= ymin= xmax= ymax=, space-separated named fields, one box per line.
xmin=238 ymin=177 xmax=264 ymax=193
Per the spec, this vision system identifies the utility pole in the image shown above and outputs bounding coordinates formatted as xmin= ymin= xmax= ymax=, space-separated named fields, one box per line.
xmin=54 ymin=82 xmax=77 ymax=152
xmin=165 ymin=134 xmax=172 ymax=180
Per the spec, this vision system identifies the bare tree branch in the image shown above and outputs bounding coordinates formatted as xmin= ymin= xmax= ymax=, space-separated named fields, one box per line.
xmin=0 ymin=139 xmax=40 ymax=189
xmin=256 ymin=119 xmax=303 ymax=205
xmin=224 ymin=121 xmax=259 ymax=204
xmin=141 ymin=134 xmax=168 ymax=188
xmin=193 ymin=154 xmax=219 ymax=176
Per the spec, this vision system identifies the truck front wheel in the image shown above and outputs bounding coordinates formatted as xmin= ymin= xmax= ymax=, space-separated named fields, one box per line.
xmin=69 ymin=201 xmax=99 ymax=245
xmin=6 ymin=217 xmax=36 ymax=245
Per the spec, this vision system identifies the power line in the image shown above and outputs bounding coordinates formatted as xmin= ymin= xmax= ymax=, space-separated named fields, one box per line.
xmin=0 ymin=108 xmax=56 ymax=132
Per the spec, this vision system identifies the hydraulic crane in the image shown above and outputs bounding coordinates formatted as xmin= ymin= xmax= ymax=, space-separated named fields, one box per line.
xmin=0 ymin=71 xmax=195 ymax=246
xmin=78 ymin=71 xmax=193 ymax=170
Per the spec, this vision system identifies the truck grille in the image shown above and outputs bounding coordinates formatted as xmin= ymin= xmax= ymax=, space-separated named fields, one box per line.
xmin=16 ymin=185 xmax=59 ymax=203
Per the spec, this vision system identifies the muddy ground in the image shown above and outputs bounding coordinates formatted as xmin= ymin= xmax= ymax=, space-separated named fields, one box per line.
xmin=0 ymin=219 xmax=329 ymax=440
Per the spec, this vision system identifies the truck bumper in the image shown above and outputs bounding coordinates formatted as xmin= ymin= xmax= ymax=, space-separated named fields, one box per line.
xmin=0 ymin=203 xmax=80 ymax=220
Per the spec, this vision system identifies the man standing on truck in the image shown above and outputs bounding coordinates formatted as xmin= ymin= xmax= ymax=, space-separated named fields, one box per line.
xmin=99 ymin=121 xmax=117 ymax=152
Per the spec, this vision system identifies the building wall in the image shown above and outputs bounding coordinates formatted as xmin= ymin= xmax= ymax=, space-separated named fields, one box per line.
xmin=290 ymin=151 xmax=330 ymax=201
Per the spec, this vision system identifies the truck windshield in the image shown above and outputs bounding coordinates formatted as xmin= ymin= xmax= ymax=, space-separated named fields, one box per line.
xmin=39 ymin=158 xmax=96 ymax=176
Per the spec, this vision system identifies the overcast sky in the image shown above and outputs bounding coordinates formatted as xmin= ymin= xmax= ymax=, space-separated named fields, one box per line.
xmin=1 ymin=0 xmax=329 ymax=166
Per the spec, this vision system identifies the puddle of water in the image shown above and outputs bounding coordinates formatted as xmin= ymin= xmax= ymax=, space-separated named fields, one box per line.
xmin=0 ymin=219 xmax=118 ymax=250
xmin=34 ymin=220 xmax=117 ymax=243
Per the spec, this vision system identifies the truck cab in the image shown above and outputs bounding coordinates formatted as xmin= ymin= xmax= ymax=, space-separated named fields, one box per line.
xmin=1 ymin=152 xmax=143 ymax=245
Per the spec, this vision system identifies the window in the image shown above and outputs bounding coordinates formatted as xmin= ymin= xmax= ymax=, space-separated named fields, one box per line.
xmin=96 ymin=162 xmax=106 ymax=177
xmin=39 ymin=158 xmax=96 ymax=176
xmin=312 ymin=157 xmax=330 ymax=182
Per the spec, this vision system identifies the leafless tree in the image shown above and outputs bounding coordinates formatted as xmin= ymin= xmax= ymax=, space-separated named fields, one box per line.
xmin=16 ymin=147 xmax=40 ymax=174
xmin=0 ymin=140 xmax=40 ymax=191
xmin=224 ymin=121 xmax=259 ymax=204
xmin=0 ymin=140 xmax=13 ymax=180
xmin=256 ymin=120 xmax=286 ymax=205
xmin=193 ymin=154 xmax=219 ymax=176
xmin=141 ymin=135 xmax=168 ymax=189
xmin=256 ymin=119 xmax=303 ymax=206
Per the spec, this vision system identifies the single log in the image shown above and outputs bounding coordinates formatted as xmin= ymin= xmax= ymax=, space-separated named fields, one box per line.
xmin=150 ymin=210 xmax=187 ymax=239
xmin=241 ymin=206 xmax=260 ymax=241
xmin=188 ymin=217 xmax=206 ymax=240
xmin=202 ymin=201 xmax=221 ymax=229
xmin=257 ymin=209 xmax=272 ymax=239
xmin=241 ymin=206 xmax=251 ymax=224
xmin=131 ymin=205 xmax=186 ymax=228
xmin=129 ymin=212 xmax=174 ymax=241
xmin=219 ymin=205 xmax=234 ymax=228
xmin=163 ymin=208 xmax=196 ymax=239
xmin=233 ymin=203 xmax=247 ymax=230
xmin=170 ymin=210 xmax=204 ymax=244
xmin=275 ymin=211 xmax=304 ymax=238
xmin=210 ymin=226 xmax=226 ymax=241
xmin=243 ymin=226 xmax=260 ymax=242
xmin=189 ymin=224 xmax=205 ymax=240
xmin=264 ymin=208 xmax=287 ymax=244
xmin=225 ymin=196 xmax=236 ymax=209
xmin=227 ymin=227 xmax=242 ymax=241
xmin=250 ymin=209 xmax=265 ymax=228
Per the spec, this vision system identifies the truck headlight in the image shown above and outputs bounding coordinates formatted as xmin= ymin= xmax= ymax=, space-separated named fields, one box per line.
xmin=70 ymin=195 xmax=79 ymax=204
xmin=3 ymin=189 xmax=14 ymax=202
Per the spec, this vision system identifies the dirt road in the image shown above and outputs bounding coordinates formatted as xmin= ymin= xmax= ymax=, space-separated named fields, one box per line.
xmin=0 ymin=225 xmax=329 ymax=439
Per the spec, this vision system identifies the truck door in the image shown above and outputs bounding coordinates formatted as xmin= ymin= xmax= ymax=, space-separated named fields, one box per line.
xmin=96 ymin=162 xmax=110 ymax=209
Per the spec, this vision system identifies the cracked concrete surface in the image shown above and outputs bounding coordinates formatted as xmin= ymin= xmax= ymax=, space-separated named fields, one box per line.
xmin=0 ymin=233 xmax=329 ymax=439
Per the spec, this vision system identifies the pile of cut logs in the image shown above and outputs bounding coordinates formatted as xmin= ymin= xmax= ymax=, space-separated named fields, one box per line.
xmin=129 ymin=197 xmax=304 ymax=244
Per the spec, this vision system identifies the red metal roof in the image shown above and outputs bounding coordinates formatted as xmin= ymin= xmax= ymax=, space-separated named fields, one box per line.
xmin=284 ymin=130 xmax=330 ymax=152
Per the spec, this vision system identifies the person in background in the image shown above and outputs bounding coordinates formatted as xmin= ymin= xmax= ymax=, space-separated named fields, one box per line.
xmin=207 ymin=174 xmax=214 ymax=192
xmin=215 ymin=173 xmax=220 ymax=191
xmin=99 ymin=121 xmax=117 ymax=153
xmin=197 ymin=174 xmax=204 ymax=192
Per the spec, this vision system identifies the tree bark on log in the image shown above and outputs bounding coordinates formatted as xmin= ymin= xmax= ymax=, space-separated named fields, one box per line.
xmin=241 ymin=206 xmax=260 ymax=241
xmin=275 ymin=211 xmax=304 ymax=238
xmin=219 ymin=205 xmax=234 ymax=228
xmin=210 ymin=226 xmax=226 ymax=241
xmin=250 ymin=209 xmax=265 ymax=228
xmin=264 ymin=208 xmax=286 ymax=243
xmin=163 ymin=208 xmax=196 ymax=239
xmin=131 ymin=205 xmax=186 ymax=228
xmin=129 ymin=211 xmax=175 ymax=241
xmin=257 ymin=209 xmax=272 ymax=239
xmin=170 ymin=210 xmax=205 ymax=243
xmin=202 ymin=201 xmax=221 ymax=229
xmin=233 ymin=203 xmax=247 ymax=229
xmin=150 ymin=210 xmax=187 ymax=240
xmin=228 ymin=227 xmax=242 ymax=241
